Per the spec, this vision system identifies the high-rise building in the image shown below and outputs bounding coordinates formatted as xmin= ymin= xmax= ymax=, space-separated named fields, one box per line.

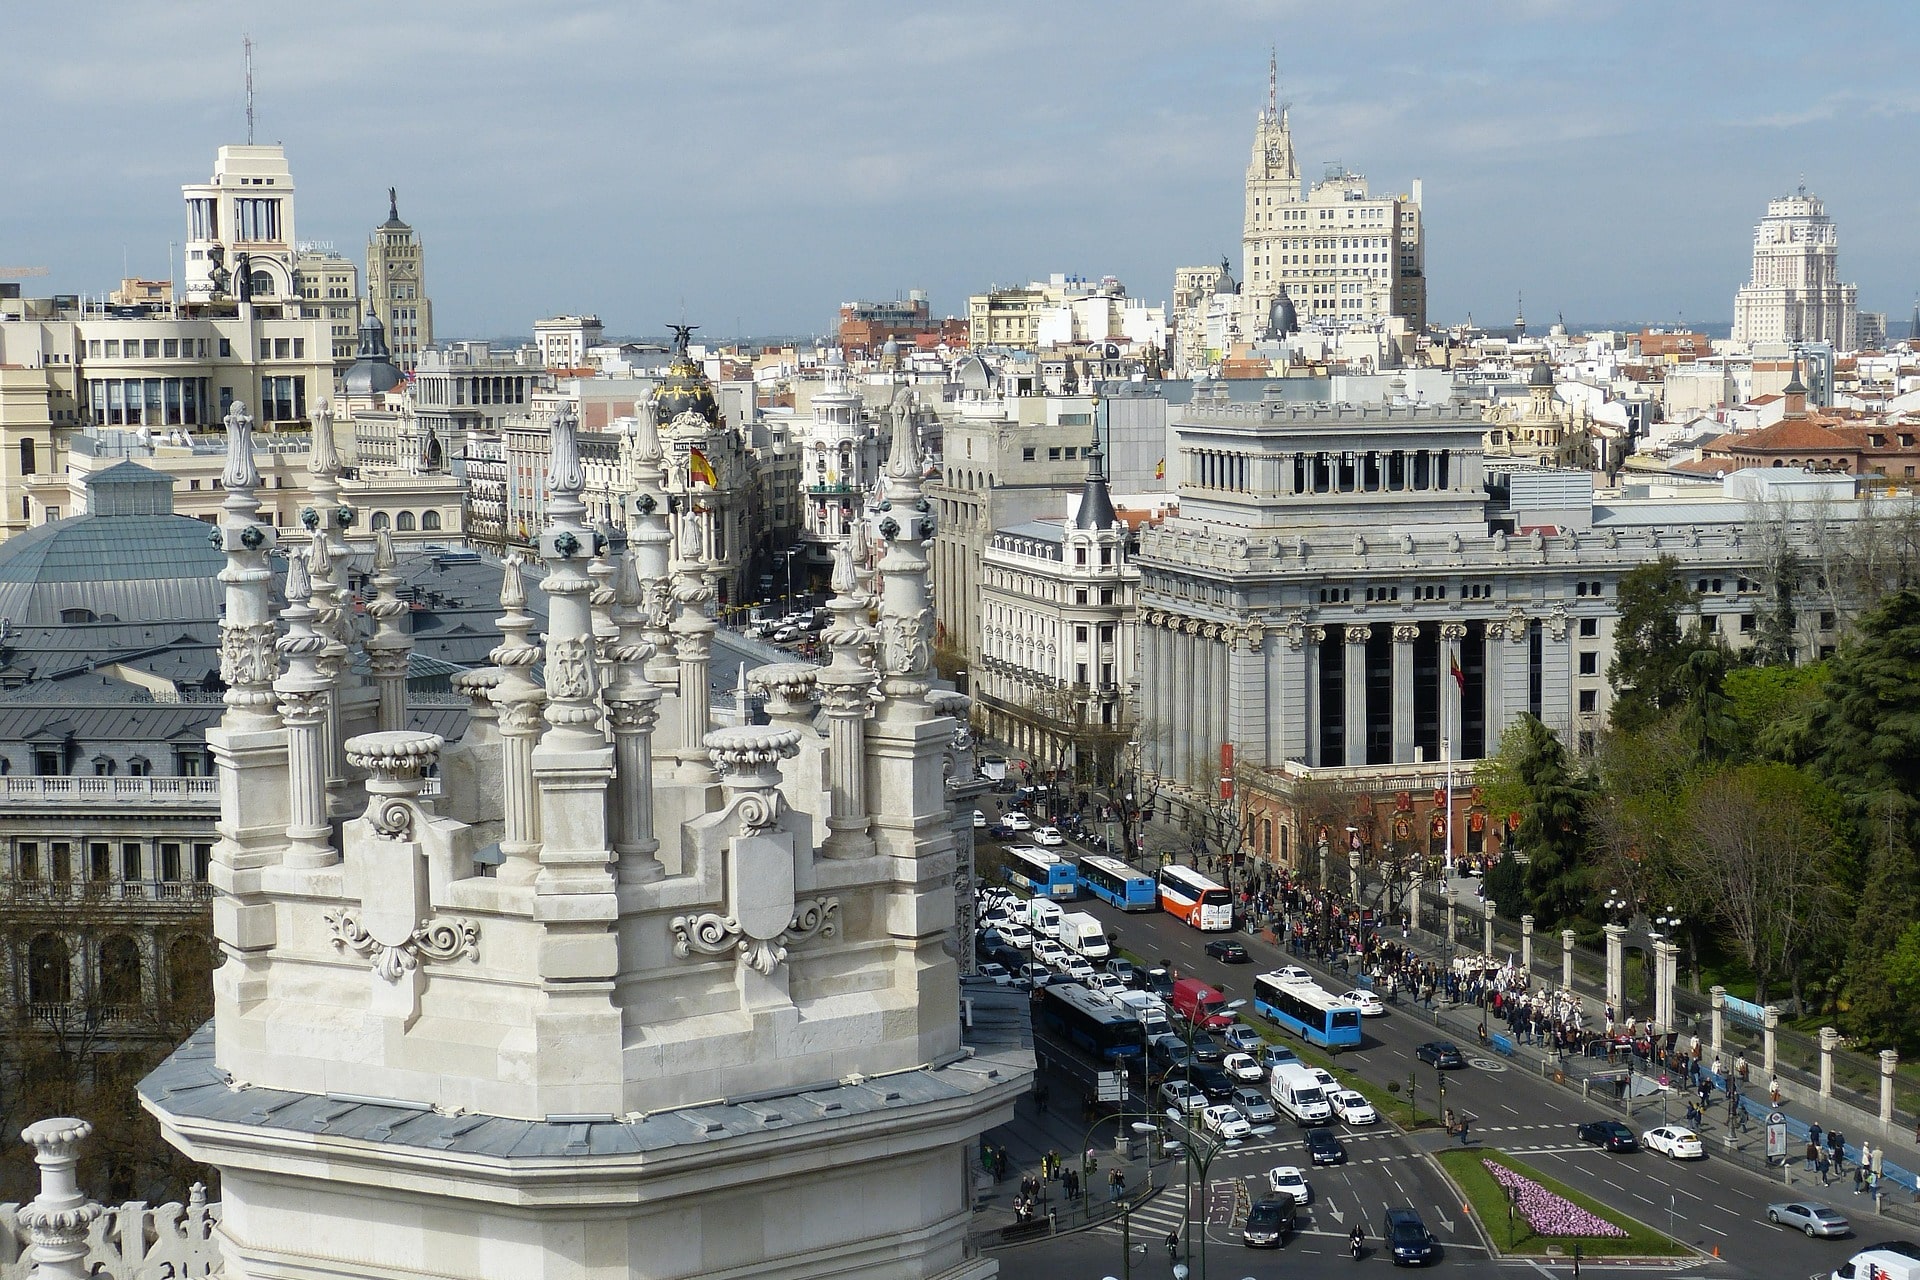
xmin=181 ymin=145 xmax=301 ymax=306
xmin=1239 ymin=62 xmax=1426 ymax=336
xmin=366 ymin=189 xmax=433 ymax=371
xmin=1731 ymin=187 xmax=1859 ymax=350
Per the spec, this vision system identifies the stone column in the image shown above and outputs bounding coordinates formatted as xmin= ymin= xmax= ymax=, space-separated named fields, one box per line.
xmin=1483 ymin=620 xmax=1507 ymax=740
xmin=304 ymin=399 xmax=358 ymax=812
xmin=1819 ymin=1027 xmax=1839 ymax=1098
xmin=625 ymin=407 xmax=678 ymax=691
xmin=1562 ymin=929 xmax=1576 ymax=991
xmin=17 ymin=1118 xmax=102 ymax=1280
xmin=670 ymin=505 xmax=720 ymax=784
xmin=1209 ymin=625 xmax=1229 ymax=777
xmin=1521 ymin=914 xmax=1535 ymax=975
xmin=605 ymin=547 xmax=663 ymax=886
xmin=1483 ymin=898 xmax=1496 ymax=957
xmin=1604 ymin=923 xmax=1626 ymax=1016
xmin=1407 ymin=874 xmax=1421 ymax=933
xmin=364 ymin=530 xmax=413 ymax=734
xmin=1445 ymin=895 xmax=1457 ymax=951
xmin=488 ymin=554 xmax=545 ymax=886
xmin=1881 ymin=1050 xmax=1900 ymax=1124
xmin=276 ymin=554 xmax=335 ymax=868
xmin=1710 ymin=986 xmax=1726 ymax=1057
xmin=1343 ymin=625 xmax=1371 ymax=767
xmin=1439 ymin=622 xmax=1468 ymax=757
xmin=816 ymin=537 xmax=876 ymax=859
xmin=1278 ymin=621 xmax=1307 ymax=763
xmin=1762 ymin=1004 xmax=1781 ymax=1076
xmin=1303 ymin=627 xmax=1326 ymax=766
xmin=1390 ymin=623 xmax=1417 ymax=763
xmin=1653 ymin=939 xmax=1678 ymax=1036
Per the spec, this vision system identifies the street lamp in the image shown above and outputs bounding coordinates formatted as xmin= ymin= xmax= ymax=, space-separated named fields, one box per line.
xmin=1649 ymin=908 xmax=1681 ymax=941
xmin=1603 ymin=889 xmax=1628 ymax=923
xmin=1072 ymin=1114 xmax=1162 ymax=1279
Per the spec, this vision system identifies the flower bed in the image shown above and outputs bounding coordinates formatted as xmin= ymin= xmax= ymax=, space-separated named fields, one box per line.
xmin=1482 ymin=1159 xmax=1627 ymax=1238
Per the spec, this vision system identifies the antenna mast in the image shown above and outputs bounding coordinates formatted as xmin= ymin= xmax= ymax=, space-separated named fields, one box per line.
xmin=1267 ymin=46 xmax=1277 ymax=123
xmin=244 ymin=35 xmax=255 ymax=144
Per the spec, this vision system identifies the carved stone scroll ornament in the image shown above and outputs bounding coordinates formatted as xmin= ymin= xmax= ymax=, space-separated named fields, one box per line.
xmin=325 ymin=909 xmax=479 ymax=983
xmin=670 ymin=896 xmax=841 ymax=977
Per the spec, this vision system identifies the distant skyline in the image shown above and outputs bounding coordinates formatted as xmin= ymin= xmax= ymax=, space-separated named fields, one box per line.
xmin=5 ymin=2 xmax=1918 ymax=342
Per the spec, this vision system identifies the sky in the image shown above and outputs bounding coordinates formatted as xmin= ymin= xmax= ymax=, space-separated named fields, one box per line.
xmin=5 ymin=1 xmax=1919 ymax=341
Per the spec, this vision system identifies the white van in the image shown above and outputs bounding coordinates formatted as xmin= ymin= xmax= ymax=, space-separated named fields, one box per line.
xmin=1833 ymin=1250 xmax=1920 ymax=1280
xmin=1116 ymin=991 xmax=1172 ymax=1038
xmin=1058 ymin=912 xmax=1110 ymax=960
xmin=1025 ymin=900 xmax=1064 ymax=940
xmin=1269 ymin=1063 xmax=1333 ymax=1126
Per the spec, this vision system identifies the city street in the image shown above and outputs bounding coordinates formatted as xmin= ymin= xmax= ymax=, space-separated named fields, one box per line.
xmin=983 ymin=839 xmax=1893 ymax=1279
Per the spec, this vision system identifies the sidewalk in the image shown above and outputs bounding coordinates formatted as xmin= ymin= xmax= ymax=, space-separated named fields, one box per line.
xmin=969 ymin=1089 xmax=1171 ymax=1249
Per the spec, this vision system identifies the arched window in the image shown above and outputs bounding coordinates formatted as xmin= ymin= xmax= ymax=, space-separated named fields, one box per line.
xmin=396 ymin=511 xmax=416 ymax=531
xmin=167 ymin=935 xmax=214 ymax=1011
xmin=421 ymin=510 xmax=441 ymax=531
xmin=28 ymin=934 xmax=70 ymax=1005
xmin=370 ymin=511 xmax=391 ymax=531
xmin=99 ymin=935 xmax=141 ymax=1007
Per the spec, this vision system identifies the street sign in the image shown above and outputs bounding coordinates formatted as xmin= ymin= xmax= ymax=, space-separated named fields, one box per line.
xmin=1097 ymin=1070 xmax=1125 ymax=1103
xmin=1766 ymin=1120 xmax=1788 ymax=1159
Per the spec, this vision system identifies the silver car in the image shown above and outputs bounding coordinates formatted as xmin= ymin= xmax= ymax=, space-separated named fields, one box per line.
xmin=1765 ymin=1201 xmax=1850 ymax=1238
xmin=1233 ymin=1087 xmax=1277 ymax=1125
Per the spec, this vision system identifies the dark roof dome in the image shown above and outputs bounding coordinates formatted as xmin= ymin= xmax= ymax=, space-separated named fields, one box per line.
xmin=1071 ymin=436 xmax=1117 ymax=531
xmin=1529 ymin=359 xmax=1554 ymax=387
xmin=1267 ymin=288 xmax=1297 ymax=339
xmin=650 ymin=323 xmax=720 ymax=427
xmin=344 ymin=311 xmax=403 ymax=398
xmin=0 ymin=464 xmax=225 ymax=626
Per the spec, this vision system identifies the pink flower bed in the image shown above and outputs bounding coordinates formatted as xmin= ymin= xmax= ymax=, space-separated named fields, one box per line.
xmin=1483 ymin=1159 xmax=1628 ymax=1239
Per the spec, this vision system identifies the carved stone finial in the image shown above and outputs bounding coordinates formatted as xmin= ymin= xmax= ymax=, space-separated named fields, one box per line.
xmin=222 ymin=399 xmax=260 ymax=493
xmin=311 ymin=397 xmax=341 ymax=479
xmin=749 ymin=662 xmax=820 ymax=718
xmin=703 ymin=724 xmax=802 ymax=782
xmin=18 ymin=1117 xmax=103 ymax=1280
xmin=547 ymin=402 xmax=585 ymax=502
xmin=345 ymin=730 xmax=443 ymax=784
xmin=374 ymin=527 xmax=396 ymax=570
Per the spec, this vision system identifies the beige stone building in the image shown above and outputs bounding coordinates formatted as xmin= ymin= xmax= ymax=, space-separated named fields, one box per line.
xmin=366 ymin=191 xmax=433 ymax=371
xmin=1731 ymin=187 xmax=1859 ymax=350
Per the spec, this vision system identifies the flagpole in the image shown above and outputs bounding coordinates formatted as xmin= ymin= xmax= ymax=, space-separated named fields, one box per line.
xmin=1443 ymin=637 xmax=1454 ymax=883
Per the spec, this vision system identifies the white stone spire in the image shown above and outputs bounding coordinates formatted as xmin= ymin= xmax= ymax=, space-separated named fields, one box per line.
xmin=627 ymin=402 xmax=677 ymax=688
xmin=606 ymin=545 xmax=663 ymax=884
xmin=217 ymin=400 xmax=279 ymax=729
xmin=816 ymin=534 xmax=877 ymax=858
xmin=276 ymin=553 xmax=336 ymax=868
xmin=487 ymin=552 xmax=544 ymax=885
xmin=670 ymin=501 xmax=719 ymax=783
xmin=364 ymin=529 xmax=413 ymax=733
xmin=871 ymin=390 xmax=934 ymax=707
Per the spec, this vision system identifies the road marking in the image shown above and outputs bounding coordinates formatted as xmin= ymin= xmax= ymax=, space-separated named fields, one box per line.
xmin=1633 ymin=1193 xmax=1656 ymax=1206
xmin=1501 ymin=1103 xmax=1521 ymax=1115
xmin=1700 ymin=1222 xmax=1727 ymax=1236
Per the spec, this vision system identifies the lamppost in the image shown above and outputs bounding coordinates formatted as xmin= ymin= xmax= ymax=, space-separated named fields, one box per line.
xmin=1165 ymin=1107 xmax=1231 ymax=1280
xmin=1074 ymin=1112 xmax=1164 ymax=1279
xmin=782 ymin=546 xmax=798 ymax=611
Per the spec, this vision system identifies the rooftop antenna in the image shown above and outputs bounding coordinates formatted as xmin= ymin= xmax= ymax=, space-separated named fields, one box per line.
xmin=1267 ymin=46 xmax=1277 ymax=123
xmin=243 ymin=35 xmax=255 ymax=144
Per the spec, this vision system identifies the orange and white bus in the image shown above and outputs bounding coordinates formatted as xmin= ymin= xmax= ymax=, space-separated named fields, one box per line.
xmin=1156 ymin=865 xmax=1234 ymax=932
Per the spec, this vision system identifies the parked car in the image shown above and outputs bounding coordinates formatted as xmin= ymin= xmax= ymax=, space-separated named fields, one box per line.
xmin=1089 ymin=973 xmax=1127 ymax=997
xmin=1220 ymin=1022 xmax=1263 ymax=1053
xmin=995 ymin=923 xmax=1033 ymax=951
xmin=1305 ymin=1066 xmax=1338 ymax=1091
xmin=1201 ymin=1103 xmax=1252 ymax=1142
xmin=1187 ymin=1032 xmax=1225 ymax=1063
xmin=1242 ymin=1197 xmax=1296 ymax=1248
xmin=1266 ymin=1164 xmax=1311 ymax=1204
xmin=1061 ymin=958 xmax=1096 ymax=982
xmin=1383 ymin=1206 xmax=1437 ymax=1266
xmin=974 ymin=963 xmax=1012 ymax=985
xmin=1766 ymin=1202 xmax=1851 ymax=1238
xmin=1105 ymin=958 xmax=1137 ymax=986
xmin=1329 ymin=1089 xmax=1378 ymax=1125
xmin=1305 ymin=1127 xmax=1347 ymax=1166
xmin=1222 ymin=1052 xmax=1265 ymax=1083
xmin=1032 ymin=825 xmax=1065 ymax=847
xmin=1642 ymin=1126 xmax=1705 ymax=1160
xmin=1576 ymin=1120 xmax=1638 ymax=1152
xmin=1257 ymin=1043 xmax=1301 ymax=1071
xmin=1339 ymin=988 xmax=1387 ymax=1016
xmin=1415 ymin=1041 xmax=1465 ymax=1068
xmin=972 ymin=809 xmax=987 ymax=829
xmin=1204 ymin=938 xmax=1250 ymax=963
xmin=1160 ymin=1079 xmax=1206 ymax=1115
xmin=1003 ymin=812 xmax=1033 ymax=831
xmin=1031 ymin=939 xmax=1067 ymax=966
xmin=1233 ymin=1087 xmax=1277 ymax=1126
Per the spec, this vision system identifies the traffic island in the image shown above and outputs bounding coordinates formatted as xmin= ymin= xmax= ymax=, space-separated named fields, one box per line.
xmin=1435 ymin=1148 xmax=1691 ymax=1259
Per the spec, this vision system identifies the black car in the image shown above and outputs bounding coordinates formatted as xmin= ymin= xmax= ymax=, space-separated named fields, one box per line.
xmin=1205 ymin=938 xmax=1251 ymax=963
xmin=1306 ymin=1127 xmax=1347 ymax=1166
xmin=1383 ymin=1206 xmax=1437 ymax=1266
xmin=1188 ymin=1032 xmax=1226 ymax=1063
xmin=1415 ymin=1041 xmax=1465 ymax=1068
xmin=1577 ymin=1119 xmax=1639 ymax=1151
xmin=1141 ymin=966 xmax=1174 ymax=997
xmin=1191 ymin=1064 xmax=1237 ymax=1100
xmin=986 ymin=823 xmax=1015 ymax=839
xmin=1242 ymin=1197 xmax=1296 ymax=1248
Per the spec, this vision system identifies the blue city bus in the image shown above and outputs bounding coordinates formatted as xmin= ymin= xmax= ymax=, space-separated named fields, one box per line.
xmin=1253 ymin=973 xmax=1364 ymax=1050
xmin=1076 ymin=854 xmax=1158 ymax=912
xmin=1031 ymin=982 xmax=1145 ymax=1067
xmin=1002 ymin=845 xmax=1079 ymax=900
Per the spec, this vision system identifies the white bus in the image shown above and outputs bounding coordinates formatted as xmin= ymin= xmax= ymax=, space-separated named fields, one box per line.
xmin=1156 ymin=865 xmax=1234 ymax=932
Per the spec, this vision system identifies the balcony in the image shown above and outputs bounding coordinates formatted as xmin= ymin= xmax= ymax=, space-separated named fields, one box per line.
xmin=5 ymin=879 xmax=213 ymax=904
xmin=2 ymin=776 xmax=220 ymax=807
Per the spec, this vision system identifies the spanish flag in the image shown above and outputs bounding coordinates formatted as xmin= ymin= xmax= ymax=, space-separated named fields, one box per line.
xmin=688 ymin=447 xmax=718 ymax=488
xmin=1449 ymin=648 xmax=1465 ymax=691
xmin=1154 ymin=457 xmax=1165 ymax=481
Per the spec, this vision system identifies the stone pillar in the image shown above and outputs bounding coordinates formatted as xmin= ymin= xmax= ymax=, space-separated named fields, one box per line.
xmin=816 ymin=537 xmax=876 ymax=859
xmin=1278 ymin=621 xmax=1307 ymax=764
xmin=364 ymin=530 xmax=413 ymax=734
xmin=1561 ymin=929 xmax=1576 ymax=991
xmin=1820 ymin=1026 xmax=1839 ymax=1098
xmin=606 ymin=547 xmax=663 ymax=886
xmin=1652 ymin=939 xmax=1678 ymax=1036
xmin=670 ymin=505 xmax=720 ymax=784
xmin=488 ymin=554 xmax=545 ymax=886
xmin=625 ymin=407 xmax=678 ymax=691
xmin=1390 ymin=623 xmax=1417 ymax=764
xmin=1439 ymin=622 xmax=1468 ymax=756
xmin=17 ymin=1118 xmax=102 ymax=1280
xmin=1483 ymin=898 xmax=1496 ymax=958
xmin=276 ymin=554 xmax=336 ymax=868
xmin=1881 ymin=1050 xmax=1900 ymax=1124
xmin=1483 ymin=620 xmax=1507 ymax=739
xmin=1303 ymin=627 xmax=1326 ymax=766
xmin=1445 ymin=895 xmax=1457 ymax=950
xmin=1343 ymin=625 xmax=1371 ymax=767
xmin=1604 ymin=923 xmax=1626 ymax=1016
xmin=1407 ymin=874 xmax=1421 ymax=933
xmin=1521 ymin=914 xmax=1535 ymax=975
xmin=1762 ymin=1004 xmax=1781 ymax=1076
xmin=1209 ymin=624 xmax=1229 ymax=777
xmin=1172 ymin=623 xmax=1194 ymax=783
xmin=1710 ymin=986 xmax=1726 ymax=1058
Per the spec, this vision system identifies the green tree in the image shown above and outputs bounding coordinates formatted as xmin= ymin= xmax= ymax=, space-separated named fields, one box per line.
xmin=1722 ymin=661 xmax=1827 ymax=764
xmin=1753 ymin=544 xmax=1802 ymax=666
xmin=1507 ymin=715 xmax=1595 ymax=927
xmin=1607 ymin=556 xmax=1702 ymax=733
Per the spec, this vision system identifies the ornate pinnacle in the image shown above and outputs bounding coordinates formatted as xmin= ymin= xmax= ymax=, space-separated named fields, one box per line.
xmin=884 ymin=389 xmax=921 ymax=485
xmin=311 ymin=397 xmax=341 ymax=479
xmin=500 ymin=550 xmax=527 ymax=610
xmin=222 ymin=399 xmax=261 ymax=493
xmin=547 ymin=402 xmax=586 ymax=506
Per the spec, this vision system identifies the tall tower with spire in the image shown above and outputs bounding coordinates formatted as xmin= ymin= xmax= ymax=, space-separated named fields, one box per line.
xmin=367 ymin=188 xmax=434 ymax=371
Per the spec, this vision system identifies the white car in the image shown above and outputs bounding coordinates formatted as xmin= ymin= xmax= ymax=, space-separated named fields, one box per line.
xmin=1339 ymin=989 xmax=1387 ymax=1017
xmin=1220 ymin=1023 xmax=1263 ymax=1052
xmin=1306 ymin=1067 xmax=1338 ymax=1092
xmin=975 ymin=963 xmax=1012 ymax=985
xmin=1161 ymin=1079 xmax=1207 ymax=1115
xmin=995 ymin=923 xmax=1033 ymax=951
xmin=1329 ymin=1089 xmax=1378 ymax=1125
xmin=1643 ymin=1126 xmax=1705 ymax=1160
xmin=1222 ymin=1052 xmax=1265 ymax=1083
xmin=1061 ymin=958 xmax=1096 ymax=982
xmin=1003 ymin=812 xmax=1033 ymax=831
xmin=1032 ymin=826 xmax=1065 ymax=847
xmin=1269 ymin=965 xmax=1314 ymax=984
xmin=1031 ymin=939 xmax=1067 ymax=967
xmin=1201 ymin=1103 xmax=1252 ymax=1142
xmin=1266 ymin=1165 xmax=1311 ymax=1204
xmin=972 ymin=810 xmax=987 ymax=829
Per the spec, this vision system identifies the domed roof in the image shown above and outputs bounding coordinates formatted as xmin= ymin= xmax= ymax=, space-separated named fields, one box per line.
xmin=649 ymin=353 xmax=721 ymax=428
xmin=1267 ymin=288 xmax=1298 ymax=339
xmin=344 ymin=311 xmax=403 ymax=398
xmin=0 ymin=463 xmax=225 ymax=626
xmin=1528 ymin=359 xmax=1554 ymax=387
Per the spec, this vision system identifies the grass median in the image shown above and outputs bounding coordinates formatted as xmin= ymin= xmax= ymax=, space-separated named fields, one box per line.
xmin=1436 ymin=1148 xmax=1688 ymax=1258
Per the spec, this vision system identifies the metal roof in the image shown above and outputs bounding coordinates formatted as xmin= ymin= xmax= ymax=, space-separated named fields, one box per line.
xmin=0 ymin=514 xmax=225 ymax=626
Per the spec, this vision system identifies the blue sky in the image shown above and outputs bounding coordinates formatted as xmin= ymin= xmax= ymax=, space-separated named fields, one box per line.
xmin=5 ymin=1 xmax=1917 ymax=339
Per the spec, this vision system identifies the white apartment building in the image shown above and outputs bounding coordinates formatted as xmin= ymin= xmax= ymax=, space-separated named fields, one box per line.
xmin=533 ymin=314 xmax=604 ymax=368
xmin=1240 ymin=97 xmax=1426 ymax=335
xmin=180 ymin=145 xmax=302 ymax=306
xmin=1732 ymin=187 xmax=1859 ymax=350
xmin=793 ymin=350 xmax=884 ymax=581
xmin=290 ymin=249 xmax=361 ymax=365
xmin=967 ymin=274 xmax=1164 ymax=353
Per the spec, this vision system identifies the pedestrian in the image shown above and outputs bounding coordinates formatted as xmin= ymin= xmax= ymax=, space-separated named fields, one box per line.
xmin=1817 ymin=1148 xmax=1830 ymax=1185
xmin=1770 ymin=1078 xmax=1782 ymax=1107
xmin=1810 ymin=1122 xmax=1824 ymax=1153
xmin=1807 ymin=1140 xmax=1819 ymax=1173
xmin=1855 ymin=1163 xmax=1866 ymax=1195
xmin=1831 ymin=1131 xmax=1846 ymax=1174
xmin=1736 ymin=1053 xmax=1749 ymax=1083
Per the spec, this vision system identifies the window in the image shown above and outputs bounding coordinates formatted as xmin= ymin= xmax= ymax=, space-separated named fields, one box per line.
xmin=218 ymin=338 xmax=232 ymax=358
xmin=19 ymin=439 xmax=35 ymax=474
xmin=193 ymin=843 xmax=212 ymax=881
xmin=121 ymin=842 xmax=142 ymax=881
xmin=27 ymin=934 xmax=70 ymax=1005
xmin=1819 ymin=611 xmax=1835 ymax=631
xmin=1579 ymin=689 xmax=1599 ymax=714
xmin=370 ymin=511 xmax=391 ymax=531
xmin=1580 ymin=618 xmax=1598 ymax=637
xmin=160 ymin=843 xmax=182 ymax=881
xmin=1578 ymin=651 xmax=1598 ymax=676
xmin=33 ymin=747 xmax=63 ymax=777
xmin=18 ymin=842 xmax=39 ymax=880
xmin=98 ymin=936 xmax=141 ymax=1007
xmin=421 ymin=510 xmax=441 ymax=531
xmin=1022 ymin=447 xmax=1036 ymax=462
xmin=396 ymin=511 xmax=416 ymax=531
xmin=89 ymin=843 xmax=110 ymax=881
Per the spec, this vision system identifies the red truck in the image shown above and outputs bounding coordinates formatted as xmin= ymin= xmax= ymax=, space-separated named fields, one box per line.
xmin=1171 ymin=976 xmax=1235 ymax=1030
